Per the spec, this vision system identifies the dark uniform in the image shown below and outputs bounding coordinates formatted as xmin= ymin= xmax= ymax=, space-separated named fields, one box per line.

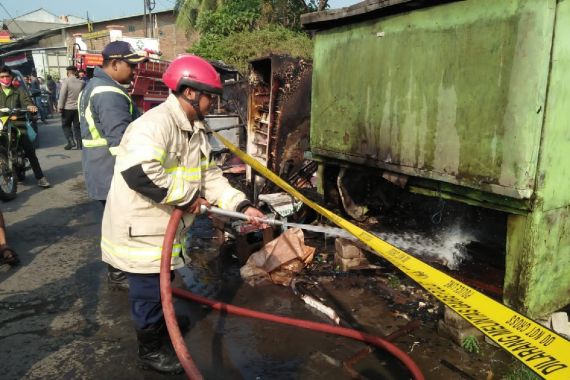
xmin=78 ymin=66 xmax=137 ymax=201
xmin=78 ymin=62 xmax=139 ymax=288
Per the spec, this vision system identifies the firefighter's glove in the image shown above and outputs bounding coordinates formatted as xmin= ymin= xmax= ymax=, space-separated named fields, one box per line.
xmin=186 ymin=197 xmax=210 ymax=215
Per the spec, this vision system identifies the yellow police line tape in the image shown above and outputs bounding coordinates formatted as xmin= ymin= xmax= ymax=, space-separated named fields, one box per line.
xmin=211 ymin=130 xmax=570 ymax=379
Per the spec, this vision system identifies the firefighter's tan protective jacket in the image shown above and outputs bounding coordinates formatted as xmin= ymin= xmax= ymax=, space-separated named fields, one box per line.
xmin=101 ymin=94 xmax=247 ymax=274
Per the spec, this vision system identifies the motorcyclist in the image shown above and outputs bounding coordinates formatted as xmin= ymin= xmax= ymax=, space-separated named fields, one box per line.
xmin=101 ymin=54 xmax=265 ymax=374
xmin=0 ymin=66 xmax=50 ymax=188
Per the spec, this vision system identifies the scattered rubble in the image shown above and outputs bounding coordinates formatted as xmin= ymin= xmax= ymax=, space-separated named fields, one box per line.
xmin=549 ymin=312 xmax=570 ymax=339
xmin=438 ymin=306 xmax=484 ymax=347
xmin=291 ymin=279 xmax=341 ymax=325
xmin=334 ymin=237 xmax=370 ymax=271
xmin=240 ymin=228 xmax=315 ymax=286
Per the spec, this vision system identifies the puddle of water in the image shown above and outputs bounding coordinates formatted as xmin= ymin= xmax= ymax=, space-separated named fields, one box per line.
xmin=177 ymin=215 xmax=414 ymax=379
xmin=177 ymin=212 xmax=510 ymax=380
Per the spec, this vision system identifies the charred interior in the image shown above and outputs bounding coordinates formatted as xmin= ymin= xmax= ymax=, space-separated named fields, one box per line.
xmin=321 ymin=163 xmax=508 ymax=299
xmin=246 ymin=55 xmax=314 ymax=201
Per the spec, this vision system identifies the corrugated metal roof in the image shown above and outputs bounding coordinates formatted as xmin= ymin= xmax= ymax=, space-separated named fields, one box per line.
xmin=4 ymin=20 xmax=65 ymax=37
xmin=301 ymin=0 xmax=455 ymax=30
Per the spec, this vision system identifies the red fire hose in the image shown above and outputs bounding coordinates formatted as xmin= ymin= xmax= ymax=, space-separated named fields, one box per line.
xmin=160 ymin=208 xmax=203 ymax=379
xmin=160 ymin=208 xmax=425 ymax=380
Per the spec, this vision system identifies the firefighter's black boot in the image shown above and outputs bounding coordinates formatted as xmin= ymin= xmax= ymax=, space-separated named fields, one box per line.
xmin=75 ymin=137 xmax=82 ymax=150
xmin=107 ymin=265 xmax=129 ymax=291
xmin=136 ymin=324 xmax=183 ymax=374
xmin=63 ymin=137 xmax=75 ymax=150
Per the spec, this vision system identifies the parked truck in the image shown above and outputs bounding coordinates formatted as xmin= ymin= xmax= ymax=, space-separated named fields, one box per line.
xmin=73 ymin=49 xmax=170 ymax=112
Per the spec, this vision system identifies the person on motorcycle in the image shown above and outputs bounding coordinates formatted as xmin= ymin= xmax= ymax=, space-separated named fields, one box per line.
xmin=38 ymin=77 xmax=51 ymax=119
xmin=0 ymin=66 xmax=50 ymax=188
xmin=101 ymin=54 xmax=265 ymax=374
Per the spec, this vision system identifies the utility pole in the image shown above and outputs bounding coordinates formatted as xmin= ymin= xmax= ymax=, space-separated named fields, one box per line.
xmin=143 ymin=0 xmax=147 ymax=37
xmin=147 ymin=0 xmax=155 ymax=39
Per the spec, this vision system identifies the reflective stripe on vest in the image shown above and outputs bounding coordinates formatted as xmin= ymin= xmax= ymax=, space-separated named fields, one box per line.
xmin=81 ymin=86 xmax=133 ymax=153
xmin=163 ymin=158 xmax=217 ymax=203
xmin=101 ymin=236 xmax=182 ymax=260
xmin=127 ymin=145 xmax=168 ymax=165
xmin=218 ymin=188 xmax=245 ymax=210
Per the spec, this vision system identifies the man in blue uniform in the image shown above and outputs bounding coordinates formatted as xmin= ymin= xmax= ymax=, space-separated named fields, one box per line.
xmin=78 ymin=41 xmax=147 ymax=288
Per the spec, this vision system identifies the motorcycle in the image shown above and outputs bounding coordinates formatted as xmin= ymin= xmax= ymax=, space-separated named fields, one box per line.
xmin=39 ymin=90 xmax=50 ymax=121
xmin=30 ymin=89 xmax=47 ymax=124
xmin=0 ymin=108 xmax=33 ymax=201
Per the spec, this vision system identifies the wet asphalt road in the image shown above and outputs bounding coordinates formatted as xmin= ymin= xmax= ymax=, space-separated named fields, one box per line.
xmin=0 ymin=117 xmax=142 ymax=379
xmin=0 ymin=117 xmax=510 ymax=380
xmin=0 ymin=118 xmax=369 ymax=380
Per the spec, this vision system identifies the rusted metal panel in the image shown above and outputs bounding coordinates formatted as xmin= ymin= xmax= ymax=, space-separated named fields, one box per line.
xmin=301 ymin=0 xmax=451 ymax=30
xmin=309 ymin=0 xmax=555 ymax=200
xmin=307 ymin=0 xmax=570 ymax=318
xmin=246 ymin=55 xmax=314 ymax=198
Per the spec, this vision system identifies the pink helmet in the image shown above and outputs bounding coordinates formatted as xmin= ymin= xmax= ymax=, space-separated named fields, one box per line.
xmin=162 ymin=54 xmax=222 ymax=95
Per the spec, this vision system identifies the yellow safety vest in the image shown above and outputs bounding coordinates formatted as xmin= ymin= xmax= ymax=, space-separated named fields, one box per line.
xmin=79 ymin=86 xmax=133 ymax=156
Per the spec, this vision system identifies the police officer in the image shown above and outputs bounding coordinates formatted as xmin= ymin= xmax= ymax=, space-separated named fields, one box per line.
xmin=58 ymin=66 xmax=84 ymax=150
xmin=78 ymin=41 xmax=147 ymax=288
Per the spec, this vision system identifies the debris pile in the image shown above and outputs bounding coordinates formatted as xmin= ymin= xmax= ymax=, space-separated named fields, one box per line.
xmin=240 ymin=228 xmax=315 ymax=286
xmin=334 ymin=237 xmax=370 ymax=271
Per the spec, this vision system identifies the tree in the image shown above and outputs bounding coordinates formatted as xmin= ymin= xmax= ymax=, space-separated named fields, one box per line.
xmin=191 ymin=24 xmax=313 ymax=73
xmin=195 ymin=0 xmax=261 ymax=36
xmin=175 ymin=0 xmax=329 ymax=73
xmin=175 ymin=0 xmax=328 ymax=31
xmin=175 ymin=0 xmax=224 ymax=30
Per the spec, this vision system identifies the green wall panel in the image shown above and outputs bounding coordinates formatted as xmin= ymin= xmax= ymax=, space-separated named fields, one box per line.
xmin=506 ymin=205 xmax=570 ymax=317
xmin=536 ymin=0 xmax=570 ymax=211
xmin=311 ymin=0 xmax=555 ymax=199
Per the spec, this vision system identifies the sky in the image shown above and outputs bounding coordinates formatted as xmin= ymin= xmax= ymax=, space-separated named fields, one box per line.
xmin=0 ymin=0 xmax=361 ymax=22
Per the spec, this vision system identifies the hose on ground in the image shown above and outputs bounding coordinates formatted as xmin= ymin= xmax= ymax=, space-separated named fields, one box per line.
xmin=160 ymin=208 xmax=203 ymax=380
xmin=161 ymin=208 xmax=425 ymax=380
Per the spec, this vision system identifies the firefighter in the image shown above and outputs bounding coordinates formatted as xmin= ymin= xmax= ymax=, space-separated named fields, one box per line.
xmin=78 ymin=41 xmax=147 ymax=289
xmin=101 ymin=54 xmax=265 ymax=374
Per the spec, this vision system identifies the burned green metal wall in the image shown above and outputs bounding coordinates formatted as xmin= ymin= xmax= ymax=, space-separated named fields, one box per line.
xmin=309 ymin=0 xmax=570 ymax=317
xmin=310 ymin=0 xmax=555 ymax=200
xmin=506 ymin=207 xmax=570 ymax=317
xmin=504 ymin=0 xmax=570 ymax=316
xmin=537 ymin=0 xmax=570 ymax=212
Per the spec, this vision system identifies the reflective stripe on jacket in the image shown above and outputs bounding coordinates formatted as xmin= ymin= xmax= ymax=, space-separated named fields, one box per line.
xmin=101 ymin=94 xmax=247 ymax=274
xmin=78 ymin=67 xmax=136 ymax=200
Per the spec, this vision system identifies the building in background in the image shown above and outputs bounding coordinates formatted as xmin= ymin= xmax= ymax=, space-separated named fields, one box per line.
xmin=62 ymin=8 xmax=194 ymax=62
xmin=1 ymin=8 xmax=85 ymax=39
xmin=0 ymin=8 xmax=194 ymax=79
xmin=0 ymin=8 xmax=86 ymax=78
